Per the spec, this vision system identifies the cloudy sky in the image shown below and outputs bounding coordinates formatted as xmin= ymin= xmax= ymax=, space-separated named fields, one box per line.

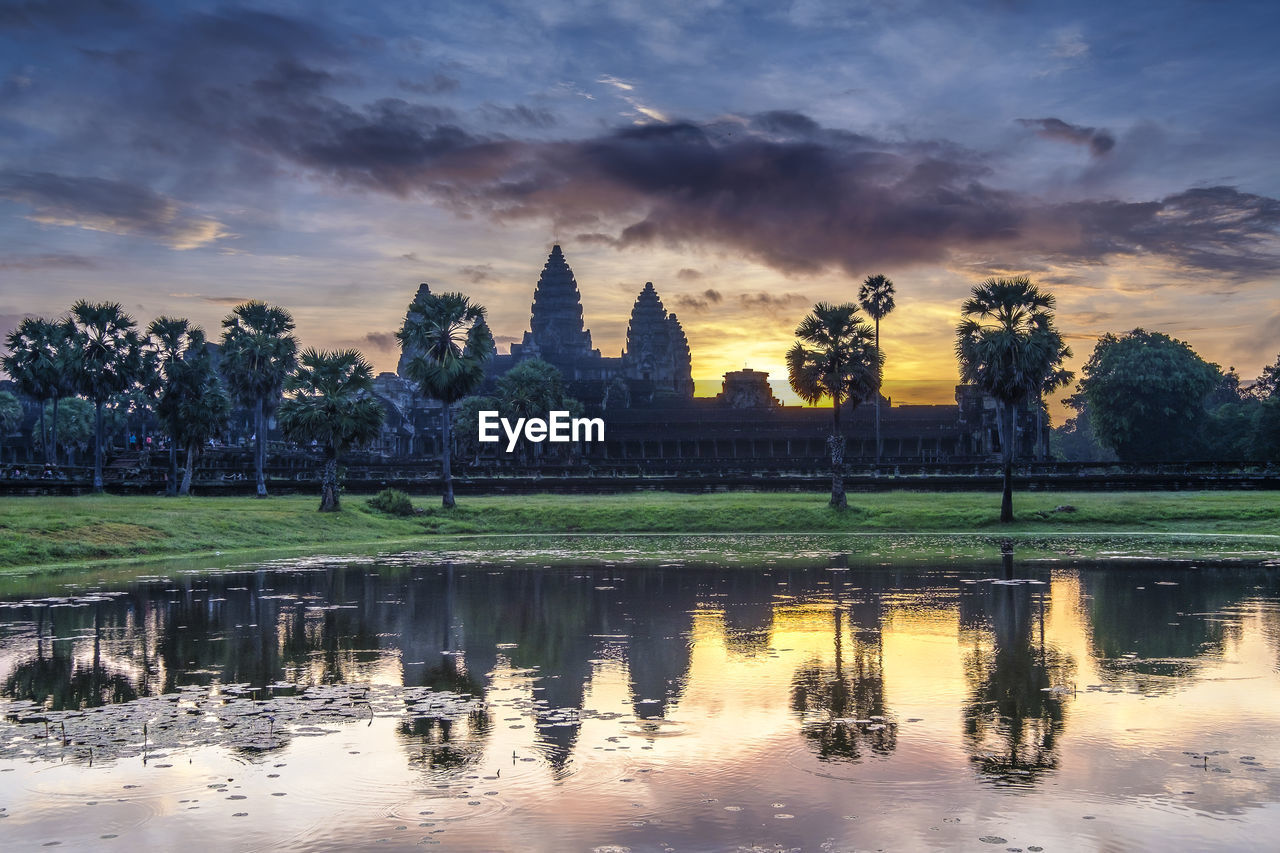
xmin=2 ymin=0 xmax=1278 ymax=407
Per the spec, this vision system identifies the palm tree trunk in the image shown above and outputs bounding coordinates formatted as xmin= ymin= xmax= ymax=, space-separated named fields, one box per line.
xmin=441 ymin=404 xmax=455 ymax=508
xmin=92 ymin=399 xmax=104 ymax=493
xmin=829 ymin=396 xmax=847 ymax=508
xmin=39 ymin=399 xmax=51 ymax=466
xmin=51 ymin=396 xmax=60 ymax=468
xmin=255 ymin=397 xmax=267 ymax=498
xmin=1035 ymin=399 xmax=1045 ymax=460
xmin=874 ymin=317 xmax=882 ymax=466
xmin=1000 ymin=400 xmax=1014 ymax=523
xmin=319 ymin=447 xmax=340 ymax=512
xmin=179 ymin=444 xmax=195 ymax=495
xmin=167 ymin=442 xmax=178 ymax=497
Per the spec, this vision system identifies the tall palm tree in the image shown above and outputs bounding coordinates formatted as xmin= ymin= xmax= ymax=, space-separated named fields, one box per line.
xmin=173 ymin=364 xmax=231 ymax=496
xmin=787 ymin=302 xmax=882 ymax=508
xmin=397 ymin=291 xmax=495 ymax=508
xmin=148 ymin=317 xmax=202 ymax=496
xmin=150 ymin=318 xmax=230 ymax=496
xmin=955 ymin=276 xmax=1070 ymax=522
xmin=220 ymin=302 xmax=299 ymax=497
xmin=0 ymin=391 xmax=21 ymax=464
xmin=278 ymin=349 xmax=385 ymax=512
xmin=3 ymin=317 xmax=75 ymax=467
xmin=67 ymin=301 xmax=147 ymax=493
xmin=858 ymin=274 xmax=896 ymax=465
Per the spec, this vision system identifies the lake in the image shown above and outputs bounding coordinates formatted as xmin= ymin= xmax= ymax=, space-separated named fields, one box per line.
xmin=2 ymin=540 xmax=1279 ymax=851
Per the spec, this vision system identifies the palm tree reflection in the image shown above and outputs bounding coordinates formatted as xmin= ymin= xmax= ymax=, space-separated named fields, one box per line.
xmin=962 ymin=581 xmax=1074 ymax=784
xmin=791 ymin=592 xmax=895 ymax=762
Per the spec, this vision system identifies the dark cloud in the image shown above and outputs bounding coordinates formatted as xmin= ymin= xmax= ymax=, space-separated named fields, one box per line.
xmin=398 ymin=74 xmax=460 ymax=95
xmin=76 ymin=46 xmax=142 ymax=68
xmin=482 ymin=103 xmax=558 ymax=129
xmin=739 ymin=291 xmax=809 ymax=313
xmin=676 ymin=267 xmax=703 ymax=280
xmin=1055 ymin=186 xmax=1280 ymax=274
xmin=0 ymin=252 xmax=96 ymax=270
xmin=458 ymin=263 xmax=495 ymax=283
xmin=8 ymin=4 xmax=1276 ymax=280
xmin=362 ymin=331 xmax=397 ymax=351
xmin=672 ymin=288 xmax=722 ymax=312
xmin=201 ymin=296 xmax=250 ymax=305
xmin=0 ymin=0 xmax=139 ymax=30
xmin=1018 ymin=117 xmax=1115 ymax=157
xmin=0 ymin=171 xmax=227 ymax=248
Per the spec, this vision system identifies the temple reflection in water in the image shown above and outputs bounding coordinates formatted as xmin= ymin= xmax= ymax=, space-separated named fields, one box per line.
xmin=4 ymin=559 xmax=1278 ymax=791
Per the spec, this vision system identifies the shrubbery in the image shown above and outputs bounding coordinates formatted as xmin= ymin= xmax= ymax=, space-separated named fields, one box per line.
xmin=367 ymin=488 xmax=415 ymax=516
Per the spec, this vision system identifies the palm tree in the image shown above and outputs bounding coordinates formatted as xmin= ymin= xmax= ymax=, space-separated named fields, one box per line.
xmin=787 ymin=302 xmax=882 ymax=508
xmin=150 ymin=319 xmax=230 ymax=496
xmin=397 ymin=291 xmax=495 ymax=508
xmin=220 ymin=302 xmax=299 ymax=497
xmin=3 ymin=317 xmax=75 ymax=467
xmin=277 ymin=349 xmax=385 ymax=512
xmin=67 ymin=301 xmax=147 ymax=493
xmin=0 ymin=391 xmax=21 ymax=464
xmin=858 ymin=274 xmax=896 ymax=465
xmin=174 ymin=370 xmax=231 ymax=496
xmin=955 ymin=276 xmax=1070 ymax=522
xmin=148 ymin=317 xmax=202 ymax=496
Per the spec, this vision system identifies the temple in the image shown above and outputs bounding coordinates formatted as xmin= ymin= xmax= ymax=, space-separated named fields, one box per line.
xmin=367 ymin=245 xmax=1049 ymax=466
xmin=489 ymin=246 xmax=696 ymax=405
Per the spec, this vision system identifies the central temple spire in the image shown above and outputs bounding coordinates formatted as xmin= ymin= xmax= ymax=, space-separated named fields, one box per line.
xmin=513 ymin=244 xmax=598 ymax=360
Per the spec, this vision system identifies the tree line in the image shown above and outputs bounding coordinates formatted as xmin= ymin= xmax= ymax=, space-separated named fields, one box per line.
xmin=4 ymin=277 xmax=1277 ymax=519
xmin=0 ymin=290 xmax=501 ymax=511
xmin=787 ymin=273 xmax=1279 ymax=520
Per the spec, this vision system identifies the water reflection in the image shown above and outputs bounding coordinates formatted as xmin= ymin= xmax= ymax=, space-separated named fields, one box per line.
xmin=961 ymin=580 xmax=1073 ymax=784
xmin=3 ymin=555 xmax=1280 ymax=850
xmin=790 ymin=582 xmax=894 ymax=762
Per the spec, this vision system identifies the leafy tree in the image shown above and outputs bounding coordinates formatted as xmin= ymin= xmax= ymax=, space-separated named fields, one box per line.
xmin=955 ymin=277 xmax=1069 ymax=522
xmin=277 ymin=349 xmax=385 ymax=512
xmin=1204 ymin=397 xmax=1261 ymax=461
xmin=1052 ymin=392 xmax=1117 ymax=462
xmin=149 ymin=318 xmax=202 ymax=494
xmin=33 ymin=397 xmax=97 ymax=465
xmin=220 ymin=302 xmax=299 ymax=497
xmin=495 ymin=359 xmax=583 ymax=461
xmin=857 ymin=274 xmax=896 ymax=464
xmin=787 ymin=302 xmax=882 ymax=508
xmin=1253 ymin=397 xmax=1280 ymax=461
xmin=151 ymin=318 xmax=235 ymax=493
xmin=2 ymin=317 xmax=75 ymax=466
xmin=67 ymin=301 xmax=148 ymax=492
xmin=149 ymin=320 xmax=230 ymax=495
xmin=0 ymin=390 xmax=21 ymax=464
xmin=454 ymin=395 xmax=500 ymax=466
xmin=1254 ymin=355 xmax=1280 ymax=399
xmin=397 ymin=291 xmax=495 ymax=508
xmin=175 ymin=376 xmax=231 ymax=496
xmin=1078 ymin=329 xmax=1219 ymax=462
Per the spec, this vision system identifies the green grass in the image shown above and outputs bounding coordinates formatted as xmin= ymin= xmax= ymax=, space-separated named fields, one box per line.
xmin=0 ymin=490 xmax=1277 ymax=572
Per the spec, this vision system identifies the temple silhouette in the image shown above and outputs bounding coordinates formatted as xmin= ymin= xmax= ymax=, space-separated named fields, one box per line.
xmin=368 ymin=245 xmax=1048 ymax=467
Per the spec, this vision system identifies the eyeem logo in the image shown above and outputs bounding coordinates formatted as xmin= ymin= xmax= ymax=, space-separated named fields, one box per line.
xmin=478 ymin=411 xmax=605 ymax=452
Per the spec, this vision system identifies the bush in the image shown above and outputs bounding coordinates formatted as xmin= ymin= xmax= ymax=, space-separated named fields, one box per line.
xmin=367 ymin=488 xmax=415 ymax=516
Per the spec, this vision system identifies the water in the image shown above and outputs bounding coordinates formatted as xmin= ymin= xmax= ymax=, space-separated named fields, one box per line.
xmin=1 ymin=543 xmax=1280 ymax=851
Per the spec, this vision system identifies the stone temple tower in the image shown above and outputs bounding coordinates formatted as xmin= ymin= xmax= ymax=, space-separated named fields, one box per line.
xmin=511 ymin=245 xmax=599 ymax=362
xmin=622 ymin=282 xmax=694 ymax=397
xmin=395 ymin=282 xmax=431 ymax=377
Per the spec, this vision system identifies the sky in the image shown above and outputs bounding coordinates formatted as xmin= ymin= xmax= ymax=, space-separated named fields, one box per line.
xmin=1 ymin=0 xmax=1278 ymax=410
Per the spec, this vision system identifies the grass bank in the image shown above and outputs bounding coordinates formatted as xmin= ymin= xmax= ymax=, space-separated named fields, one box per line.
xmin=1 ymin=490 xmax=1278 ymax=572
